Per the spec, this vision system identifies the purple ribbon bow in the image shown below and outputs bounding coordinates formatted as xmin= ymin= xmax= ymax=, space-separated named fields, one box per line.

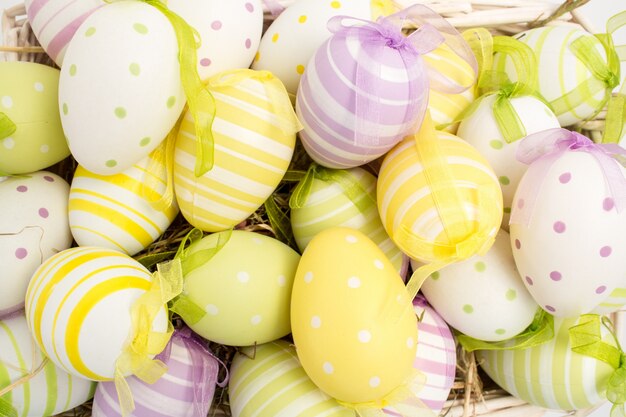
xmin=510 ymin=128 xmax=626 ymax=226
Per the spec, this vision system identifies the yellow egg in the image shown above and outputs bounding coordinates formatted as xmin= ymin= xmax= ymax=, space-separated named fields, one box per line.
xmin=291 ymin=227 xmax=417 ymax=404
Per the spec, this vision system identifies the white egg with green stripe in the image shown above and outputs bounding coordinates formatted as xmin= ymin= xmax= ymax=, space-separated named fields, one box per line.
xmin=229 ymin=340 xmax=354 ymax=417
xmin=0 ymin=312 xmax=95 ymax=417
xmin=593 ymin=287 xmax=626 ymax=315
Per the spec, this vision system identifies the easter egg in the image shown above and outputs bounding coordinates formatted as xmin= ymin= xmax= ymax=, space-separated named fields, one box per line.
xmin=0 ymin=172 xmax=72 ymax=318
xmin=253 ymin=0 xmax=392 ymax=94
xmin=168 ymin=0 xmax=263 ymax=80
xmin=457 ymin=95 xmax=560 ymax=227
xmin=69 ymin=152 xmax=179 ymax=256
xmin=290 ymin=166 xmax=408 ymax=277
xmin=25 ymin=247 xmax=169 ymax=380
xmin=510 ymin=148 xmax=626 ymax=317
xmin=174 ymin=70 xmax=297 ymax=232
xmin=0 ymin=62 xmax=70 ymax=174
xmin=93 ymin=329 xmax=220 ymax=417
xmin=229 ymin=340 xmax=354 ymax=417
xmin=477 ymin=315 xmax=616 ymax=410
xmin=59 ymin=1 xmax=186 ymax=175
xmin=0 ymin=312 xmax=96 ymax=417
xmin=25 ymin=0 xmax=104 ymax=65
xmin=418 ymin=230 xmax=538 ymax=341
xmin=291 ymin=227 xmax=417 ymax=404
xmin=594 ymin=287 xmax=626 ymax=315
xmin=181 ymin=230 xmax=300 ymax=346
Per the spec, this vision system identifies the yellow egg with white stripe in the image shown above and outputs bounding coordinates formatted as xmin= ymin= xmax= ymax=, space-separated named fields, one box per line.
xmin=174 ymin=69 xmax=298 ymax=232
xmin=69 ymin=153 xmax=179 ymax=256
xmin=25 ymin=247 xmax=169 ymax=381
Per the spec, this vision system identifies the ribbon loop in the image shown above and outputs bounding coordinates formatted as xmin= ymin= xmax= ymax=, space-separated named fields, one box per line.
xmin=0 ymin=113 xmax=16 ymax=140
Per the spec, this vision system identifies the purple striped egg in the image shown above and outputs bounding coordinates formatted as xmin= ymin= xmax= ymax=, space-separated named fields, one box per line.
xmin=383 ymin=296 xmax=456 ymax=415
xmin=296 ymin=24 xmax=429 ymax=169
xmin=92 ymin=329 xmax=220 ymax=417
xmin=25 ymin=0 xmax=104 ymax=66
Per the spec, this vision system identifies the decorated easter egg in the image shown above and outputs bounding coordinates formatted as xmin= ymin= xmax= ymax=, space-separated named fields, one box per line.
xmin=69 ymin=151 xmax=179 ymax=256
xmin=510 ymin=131 xmax=626 ymax=317
xmin=180 ymin=230 xmax=300 ymax=346
xmin=594 ymin=287 xmax=626 ymax=315
xmin=59 ymin=1 xmax=185 ymax=175
xmin=174 ymin=69 xmax=298 ymax=232
xmin=0 ymin=62 xmax=70 ymax=174
xmin=93 ymin=328 xmax=220 ymax=417
xmin=229 ymin=340 xmax=354 ymax=417
xmin=168 ymin=0 xmax=263 ymax=80
xmin=477 ymin=315 xmax=616 ymax=410
xmin=290 ymin=166 xmax=408 ymax=276
xmin=457 ymin=95 xmax=560 ymax=227
xmin=0 ymin=312 xmax=96 ymax=417
xmin=25 ymin=0 xmax=104 ymax=65
xmin=25 ymin=247 xmax=169 ymax=380
xmin=291 ymin=227 xmax=417 ymax=405
xmin=253 ymin=0 xmax=393 ymax=94
xmin=418 ymin=230 xmax=538 ymax=341
xmin=0 ymin=172 xmax=72 ymax=318
xmin=383 ymin=296 xmax=456 ymax=415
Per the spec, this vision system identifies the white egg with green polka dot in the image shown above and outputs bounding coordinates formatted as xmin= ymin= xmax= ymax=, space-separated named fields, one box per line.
xmin=58 ymin=1 xmax=185 ymax=175
xmin=418 ymin=229 xmax=538 ymax=342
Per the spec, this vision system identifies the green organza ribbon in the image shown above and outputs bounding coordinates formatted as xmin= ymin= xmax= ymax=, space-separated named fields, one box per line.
xmin=0 ymin=113 xmax=15 ymax=140
xmin=457 ymin=308 xmax=554 ymax=352
xmin=569 ymin=314 xmax=626 ymax=417
xmin=0 ymin=397 xmax=17 ymax=417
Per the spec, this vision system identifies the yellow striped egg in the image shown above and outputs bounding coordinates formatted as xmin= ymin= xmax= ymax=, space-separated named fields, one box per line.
xmin=594 ymin=287 xmax=626 ymax=315
xmin=69 ymin=153 xmax=179 ymax=256
xmin=0 ymin=311 xmax=96 ymax=417
xmin=229 ymin=340 xmax=354 ymax=417
xmin=377 ymin=129 xmax=502 ymax=263
xmin=174 ymin=70 xmax=297 ymax=232
xmin=290 ymin=166 xmax=407 ymax=276
xmin=25 ymin=247 xmax=168 ymax=381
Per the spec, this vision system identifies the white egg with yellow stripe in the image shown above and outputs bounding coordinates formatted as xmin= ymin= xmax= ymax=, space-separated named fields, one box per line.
xmin=174 ymin=69 xmax=298 ymax=232
xmin=229 ymin=340 xmax=354 ymax=417
xmin=69 ymin=152 xmax=179 ymax=256
xmin=25 ymin=247 xmax=169 ymax=381
xmin=0 ymin=311 xmax=96 ymax=417
xmin=594 ymin=287 xmax=626 ymax=315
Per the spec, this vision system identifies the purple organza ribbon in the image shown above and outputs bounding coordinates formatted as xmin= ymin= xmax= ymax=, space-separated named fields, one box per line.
xmin=156 ymin=328 xmax=229 ymax=417
xmin=261 ymin=0 xmax=285 ymax=18
xmin=510 ymin=128 xmax=626 ymax=226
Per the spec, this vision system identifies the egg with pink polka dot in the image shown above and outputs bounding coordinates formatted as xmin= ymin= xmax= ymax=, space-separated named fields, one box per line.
xmin=168 ymin=0 xmax=263 ymax=81
xmin=0 ymin=172 xmax=72 ymax=319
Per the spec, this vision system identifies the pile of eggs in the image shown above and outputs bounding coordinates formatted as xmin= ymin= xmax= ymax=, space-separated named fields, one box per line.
xmin=1 ymin=0 xmax=625 ymax=416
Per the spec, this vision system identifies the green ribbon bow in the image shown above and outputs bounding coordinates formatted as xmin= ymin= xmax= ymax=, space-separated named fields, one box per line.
xmin=457 ymin=308 xmax=554 ymax=352
xmin=0 ymin=397 xmax=17 ymax=417
xmin=569 ymin=314 xmax=626 ymax=417
xmin=0 ymin=113 xmax=15 ymax=141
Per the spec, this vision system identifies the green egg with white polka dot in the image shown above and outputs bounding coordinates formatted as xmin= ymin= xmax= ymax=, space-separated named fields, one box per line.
xmin=178 ymin=230 xmax=300 ymax=346
xmin=0 ymin=62 xmax=70 ymax=174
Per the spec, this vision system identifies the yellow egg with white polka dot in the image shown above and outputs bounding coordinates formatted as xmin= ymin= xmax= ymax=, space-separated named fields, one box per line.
xmin=253 ymin=0 xmax=396 ymax=94
xmin=0 ymin=62 xmax=70 ymax=174
xmin=181 ymin=230 xmax=300 ymax=346
xmin=291 ymin=227 xmax=417 ymax=404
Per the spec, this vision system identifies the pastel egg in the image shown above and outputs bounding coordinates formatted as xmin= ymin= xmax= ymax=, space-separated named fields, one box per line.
xmin=477 ymin=315 xmax=615 ymax=410
xmin=69 ymin=152 xmax=179 ymax=256
xmin=0 ymin=62 xmax=70 ymax=174
xmin=418 ymin=230 xmax=538 ymax=341
xmin=511 ymin=151 xmax=626 ymax=317
xmin=253 ymin=0 xmax=391 ymax=94
xmin=181 ymin=230 xmax=300 ymax=346
xmin=59 ymin=1 xmax=185 ymax=175
xmin=174 ymin=70 xmax=297 ymax=232
xmin=377 ymin=128 xmax=502 ymax=263
xmin=593 ymin=287 xmax=626 ymax=315
xmin=25 ymin=0 xmax=104 ymax=65
xmin=290 ymin=166 xmax=408 ymax=276
xmin=457 ymin=95 xmax=560 ymax=228
xmin=93 ymin=329 xmax=220 ymax=417
xmin=25 ymin=247 xmax=169 ymax=380
xmin=229 ymin=340 xmax=354 ymax=417
xmin=291 ymin=227 xmax=417 ymax=404
xmin=0 ymin=172 xmax=72 ymax=318
xmin=168 ymin=0 xmax=263 ymax=80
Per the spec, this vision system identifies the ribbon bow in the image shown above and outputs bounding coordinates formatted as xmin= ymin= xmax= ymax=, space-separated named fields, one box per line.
xmin=510 ymin=128 xmax=626 ymax=226
xmin=569 ymin=314 xmax=626 ymax=417
xmin=0 ymin=113 xmax=15 ymax=140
